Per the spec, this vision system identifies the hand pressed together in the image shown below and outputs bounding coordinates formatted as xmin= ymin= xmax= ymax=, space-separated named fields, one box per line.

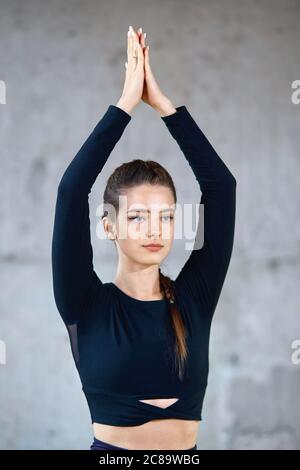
xmin=118 ymin=26 xmax=172 ymax=114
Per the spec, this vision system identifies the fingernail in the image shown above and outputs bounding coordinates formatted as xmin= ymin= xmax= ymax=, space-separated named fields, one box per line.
xmin=129 ymin=25 xmax=133 ymax=31
xmin=138 ymin=27 xmax=142 ymax=34
xmin=144 ymin=32 xmax=146 ymax=39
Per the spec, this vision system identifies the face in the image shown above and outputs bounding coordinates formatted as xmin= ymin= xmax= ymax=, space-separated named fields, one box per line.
xmin=103 ymin=184 xmax=176 ymax=268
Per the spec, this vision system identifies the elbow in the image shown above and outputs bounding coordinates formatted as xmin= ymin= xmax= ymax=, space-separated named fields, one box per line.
xmin=231 ymin=174 xmax=237 ymax=187
xmin=57 ymin=176 xmax=79 ymax=201
xmin=218 ymin=159 xmax=237 ymax=189
xmin=57 ymin=170 xmax=85 ymax=200
xmin=57 ymin=177 xmax=71 ymax=197
xmin=223 ymin=171 xmax=237 ymax=189
xmin=227 ymin=166 xmax=237 ymax=187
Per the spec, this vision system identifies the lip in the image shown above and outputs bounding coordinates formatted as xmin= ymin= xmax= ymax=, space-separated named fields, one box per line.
xmin=142 ymin=244 xmax=163 ymax=251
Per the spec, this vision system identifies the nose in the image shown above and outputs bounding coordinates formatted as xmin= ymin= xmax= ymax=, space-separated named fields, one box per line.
xmin=147 ymin=213 xmax=161 ymax=238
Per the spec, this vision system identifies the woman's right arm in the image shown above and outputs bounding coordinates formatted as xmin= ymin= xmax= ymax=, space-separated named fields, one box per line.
xmin=51 ymin=105 xmax=132 ymax=325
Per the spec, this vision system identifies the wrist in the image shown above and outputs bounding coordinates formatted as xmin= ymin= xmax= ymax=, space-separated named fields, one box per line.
xmin=116 ymin=97 xmax=136 ymax=116
xmin=153 ymin=98 xmax=177 ymax=117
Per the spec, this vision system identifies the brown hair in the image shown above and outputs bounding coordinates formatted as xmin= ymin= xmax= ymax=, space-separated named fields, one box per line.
xmin=101 ymin=159 xmax=188 ymax=380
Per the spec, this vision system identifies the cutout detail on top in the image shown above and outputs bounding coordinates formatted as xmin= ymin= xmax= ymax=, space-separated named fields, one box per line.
xmin=138 ymin=398 xmax=179 ymax=409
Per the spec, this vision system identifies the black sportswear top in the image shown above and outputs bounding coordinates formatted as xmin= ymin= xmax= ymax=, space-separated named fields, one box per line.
xmin=51 ymin=104 xmax=236 ymax=426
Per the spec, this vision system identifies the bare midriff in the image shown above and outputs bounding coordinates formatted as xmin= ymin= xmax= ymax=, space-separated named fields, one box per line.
xmin=93 ymin=398 xmax=200 ymax=450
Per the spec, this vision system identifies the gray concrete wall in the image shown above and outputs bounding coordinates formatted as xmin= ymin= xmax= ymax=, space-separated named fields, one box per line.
xmin=1 ymin=0 xmax=299 ymax=450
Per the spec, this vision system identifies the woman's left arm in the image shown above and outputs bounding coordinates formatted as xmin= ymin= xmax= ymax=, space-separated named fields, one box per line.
xmin=161 ymin=105 xmax=236 ymax=318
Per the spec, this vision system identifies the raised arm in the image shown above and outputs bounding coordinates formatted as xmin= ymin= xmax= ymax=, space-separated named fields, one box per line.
xmin=51 ymin=105 xmax=132 ymax=325
xmin=130 ymin=27 xmax=237 ymax=318
xmin=132 ymin=27 xmax=237 ymax=318
xmin=51 ymin=25 xmax=146 ymax=326
xmin=161 ymin=105 xmax=236 ymax=318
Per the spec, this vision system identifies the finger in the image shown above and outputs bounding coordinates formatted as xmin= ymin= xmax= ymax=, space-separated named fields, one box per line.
xmin=131 ymin=26 xmax=140 ymax=59
xmin=137 ymin=27 xmax=146 ymax=59
xmin=127 ymin=27 xmax=132 ymax=65
xmin=136 ymin=41 xmax=144 ymax=68
xmin=144 ymin=44 xmax=150 ymax=70
xmin=133 ymin=41 xmax=139 ymax=68
xmin=130 ymin=26 xmax=139 ymax=43
xmin=128 ymin=26 xmax=137 ymax=66
xmin=137 ymin=26 xmax=143 ymax=41
xmin=127 ymin=26 xmax=132 ymax=58
xmin=140 ymin=31 xmax=146 ymax=49
xmin=137 ymin=27 xmax=144 ymax=50
xmin=141 ymin=32 xmax=148 ymax=66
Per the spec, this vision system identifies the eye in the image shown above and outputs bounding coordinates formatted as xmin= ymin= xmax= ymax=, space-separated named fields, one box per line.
xmin=128 ymin=214 xmax=174 ymax=223
xmin=128 ymin=215 xmax=145 ymax=223
xmin=162 ymin=215 xmax=174 ymax=222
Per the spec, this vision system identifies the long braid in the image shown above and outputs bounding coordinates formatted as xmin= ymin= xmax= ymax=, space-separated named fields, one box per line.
xmin=159 ymin=267 xmax=188 ymax=381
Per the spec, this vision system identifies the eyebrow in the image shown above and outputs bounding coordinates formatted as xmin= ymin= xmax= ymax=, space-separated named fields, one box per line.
xmin=127 ymin=208 xmax=175 ymax=213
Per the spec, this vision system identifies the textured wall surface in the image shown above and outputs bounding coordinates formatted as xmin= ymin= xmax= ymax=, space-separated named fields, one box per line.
xmin=0 ymin=0 xmax=299 ymax=450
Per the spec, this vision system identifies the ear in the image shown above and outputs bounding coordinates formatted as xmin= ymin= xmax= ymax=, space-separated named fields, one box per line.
xmin=102 ymin=217 xmax=117 ymax=240
xmin=102 ymin=216 xmax=110 ymax=234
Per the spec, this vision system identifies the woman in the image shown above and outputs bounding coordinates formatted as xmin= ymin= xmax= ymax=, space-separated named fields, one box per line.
xmin=51 ymin=26 xmax=236 ymax=451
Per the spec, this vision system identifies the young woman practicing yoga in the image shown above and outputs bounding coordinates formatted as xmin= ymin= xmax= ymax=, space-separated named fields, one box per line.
xmin=51 ymin=25 xmax=236 ymax=450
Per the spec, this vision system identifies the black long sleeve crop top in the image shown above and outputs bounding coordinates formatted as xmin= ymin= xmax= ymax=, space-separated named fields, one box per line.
xmin=51 ymin=104 xmax=236 ymax=426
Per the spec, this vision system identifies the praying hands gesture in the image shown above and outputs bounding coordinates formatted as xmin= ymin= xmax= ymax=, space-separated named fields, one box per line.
xmin=116 ymin=26 xmax=176 ymax=116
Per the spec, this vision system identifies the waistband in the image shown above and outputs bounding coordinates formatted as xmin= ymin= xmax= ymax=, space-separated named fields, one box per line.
xmin=90 ymin=436 xmax=197 ymax=451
